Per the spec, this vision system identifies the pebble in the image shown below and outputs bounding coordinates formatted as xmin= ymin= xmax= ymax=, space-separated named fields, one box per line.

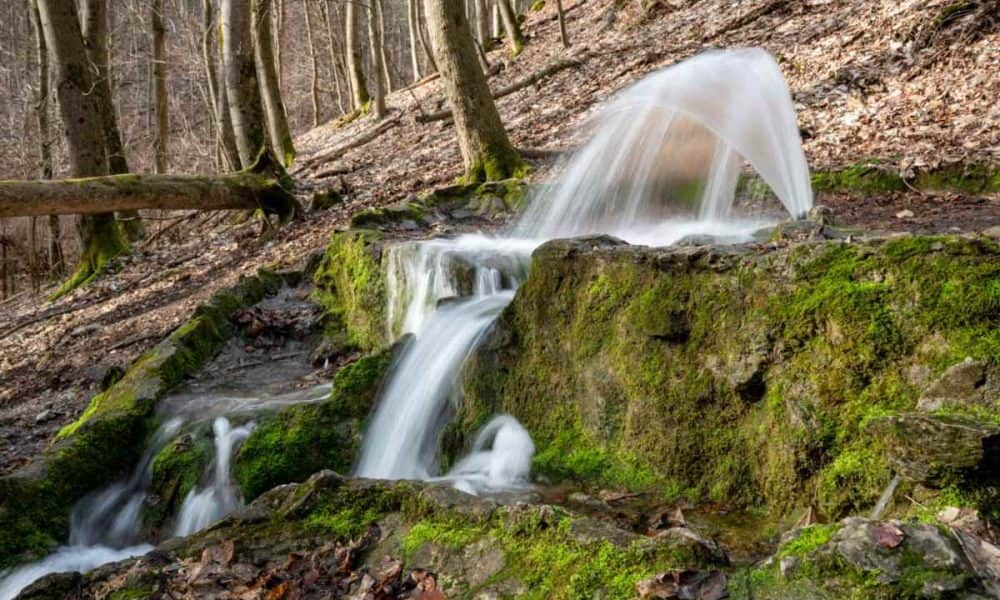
xmin=895 ymin=209 xmax=915 ymax=219
xmin=35 ymin=409 xmax=55 ymax=423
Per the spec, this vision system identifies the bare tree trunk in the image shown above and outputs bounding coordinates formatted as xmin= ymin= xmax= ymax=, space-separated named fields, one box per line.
xmin=253 ymin=0 xmax=295 ymax=165
xmin=152 ymin=0 xmax=169 ymax=174
xmin=424 ymin=0 xmax=523 ymax=181
xmin=376 ymin=0 xmax=392 ymax=93
xmin=367 ymin=0 xmax=387 ymax=118
xmin=491 ymin=0 xmax=501 ymax=38
xmin=275 ymin=0 xmax=285 ymax=82
xmin=497 ymin=0 xmax=525 ymax=56
xmin=30 ymin=0 xmax=63 ymax=277
xmin=475 ymin=0 xmax=490 ymax=49
xmin=304 ymin=0 xmax=321 ymax=126
xmin=345 ymin=0 xmax=369 ymax=110
xmin=407 ymin=0 xmax=422 ymax=81
xmin=202 ymin=0 xmax=221 ymax=167
xmin=38 ymin=0 xmax=128 ymax=297
xmin=320 ymin=0 xmax=347 ymax=115
xmin=212 ymin=3 xmax=242 ymax=172
xmin=417 ymin=0 xmax=439 ymax=73
xmin=556 ymin=0 xmax=569 ymax=47
xmin=81 ymin=0 xmax=144 ymax=241
xmin=221 ymin=0 xmax=267 ymax=168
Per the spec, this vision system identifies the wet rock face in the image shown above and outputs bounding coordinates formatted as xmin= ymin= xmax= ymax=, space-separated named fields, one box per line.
xmin=917 ymin=358 xmax=998 ymax=413
xmin=870 ymin=413 xmax=1000 ymax=485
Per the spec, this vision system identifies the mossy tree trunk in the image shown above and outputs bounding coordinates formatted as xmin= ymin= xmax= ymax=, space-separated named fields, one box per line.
xmin=424 ymin=0 xmax=524 ymax=182
xmin=222 ymin=0 xmax=267 ymax=168
xmin=80 ymin=0 xmax=145 ymax=242
xmin=253 ymin=0 xmax=296 ymax=166
xmin=345 ymin=0 xmax=370 ymax=111
xmin=38 ymin=0 xmax=129 ymax=298
xmin=0 ymin=154 xmax=297 ymax=221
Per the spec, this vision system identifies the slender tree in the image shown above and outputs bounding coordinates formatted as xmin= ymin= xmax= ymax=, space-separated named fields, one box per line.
xmin=345 ymin=0 xmax=369 ymax=110
xmin=152 ymin=0 xmax=169 ymax=174
xmin=424 ymin=0 xmax=523 ymax=181
xmin=206 ymin=0 xmax=242 ymax=171
xmin=475 ymin=0 xmax=491 ymax=49
xmin=320 ymin=0 xmax=347 ymax=115
xmin=497 ymin=0 xmax=525 ymax=55
xmin=253 ymin=0 xmax=295 ymax=165
xmin=30 ymin=0 xmax=63 ymax=277
xmin=367 ymin=0 xmax=387 ymax=118
xmin=556 ymin=0 xmax=569 ymax=47
xmin=38 ymin=0 xmax=128 ymax=296
xmin=407 ymin=0 xmax=422 ymax=81
xmin=81 ymin=0 xmax=144 ymax=240
xmin=221 ymin=0 xmax=266 ymax=167
xmin=304 ymin=0 xmax=321 ymax=126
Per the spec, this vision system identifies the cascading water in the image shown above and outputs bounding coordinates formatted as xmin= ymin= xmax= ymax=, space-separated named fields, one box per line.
xmin=173 ymin=417 xmax=254 ymax=537
xmin=0 ymin=419 xmax=182 ymax=600
xmin=356 ymin=47 xmax=812 ymax=492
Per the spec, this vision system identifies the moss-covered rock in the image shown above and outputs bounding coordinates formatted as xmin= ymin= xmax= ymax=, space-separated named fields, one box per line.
xmin=234 ymin=348 xmax=395 ymax=501
xmin=458 ymin=234 xmax=999 ymax=519
xmin=733 ymin=518 xmax=989 ymax=598
xmin=811 ymin=162 xmax=1000 ymax=196
xmin=0 ymin=269 xmax=286 ymax=570
xmin=312 ymin=230 xmax=389 ymax=351
xmin=55 ymin=472 xmax=726 ymax=600
xmin=145 ymin=429 xmax=212 ymax=534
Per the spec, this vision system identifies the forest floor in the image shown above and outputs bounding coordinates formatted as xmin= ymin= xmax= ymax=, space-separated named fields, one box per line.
xmin=0 ymin=0 xmax=997 ymax=471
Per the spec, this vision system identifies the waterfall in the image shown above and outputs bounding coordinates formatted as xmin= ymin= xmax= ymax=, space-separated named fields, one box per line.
xmin=174 ymin=417 xmax=253 ymax=537
xmin=356 ymin=47 xmax=812 ymax=493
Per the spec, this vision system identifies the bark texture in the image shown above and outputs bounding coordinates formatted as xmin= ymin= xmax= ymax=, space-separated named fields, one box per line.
xmin=152 ymin=0 xmax=169 ymax=174
xmin=253 ymin=0 xmax=296 ymax=165
xmin=222 ymin=0 xmax=267 ymax=168
xmin=497 ymin=0 xmax=525 ymax=55
xmin=0 ymin=163 xmax=296 ymax=220
xmin=38 ymin=0 xmax=129 ymax=295
xmin=367 ymin=1 xmax=388 ymax=118
xmin=345 ymin=1 xmax=369 ymax=110
xmin=424 ymin=0 xmax=523 ymax=181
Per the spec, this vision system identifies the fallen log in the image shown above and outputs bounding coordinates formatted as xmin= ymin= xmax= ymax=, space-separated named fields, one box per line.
xmin=0 ymin=151 xmax=298 ymax=220
xmin=299 ymin=117 xmax=401 ymax=171
xmin=415 ymin=54 xmax=591 ymax=123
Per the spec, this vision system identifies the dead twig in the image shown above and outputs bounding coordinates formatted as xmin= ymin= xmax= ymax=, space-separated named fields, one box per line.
xmin=300 ymin=116 xmax=401 ymax=170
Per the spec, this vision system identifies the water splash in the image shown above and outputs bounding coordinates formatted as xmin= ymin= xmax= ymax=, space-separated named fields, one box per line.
xmin=174 ymin=417 xmax=254 ymax=537
xmin=435 ymin=415 xmax=535 ymax=496
xmin=515 ymin=47 xmax=812 ymax=240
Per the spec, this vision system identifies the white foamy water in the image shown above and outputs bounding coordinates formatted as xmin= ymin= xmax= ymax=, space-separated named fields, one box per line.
xmin=174 ymin=417 xmax=253 ymax=537
xmin=516 ymin=47 xmax=812 ymax=239
xmin=436 ymin=415 xmax=535 ymax=495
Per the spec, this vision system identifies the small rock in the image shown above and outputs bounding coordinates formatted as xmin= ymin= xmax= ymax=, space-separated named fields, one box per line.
xmin=779 ymin=555 xmax=800 ymax=578
xmin=895 ymin=209 xmax=915 ymax=219
xmin=34 ymin=409 xmax=55 ymax=423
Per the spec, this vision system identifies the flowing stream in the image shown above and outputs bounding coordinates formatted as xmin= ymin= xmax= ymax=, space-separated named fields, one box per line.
xmin=0 ymin=47 xmax=811 ymax=598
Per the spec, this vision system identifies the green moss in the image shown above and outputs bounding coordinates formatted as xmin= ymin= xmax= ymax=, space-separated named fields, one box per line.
xmin=403 ymin=519 xmax=486 ymax=558
xmin=146 ymin=431 xmax=211 ymax=530
xmin=234 ymin=349 xmax=393 ymax=500
xmin=811 ymin=162 xmax=999 ymax=196
xmin=51 ymin=214 xmax=130 ymax=300
xmin=530 ymin=0 xmax=546 ymax=10
xmin=463 ymin=146 xmax=530 ymax=184
xmin=777 ymin=524 xmax=838 ymax=558
xmin=459 ymin=235 xmax=999 ymax=520
xmin=312 ymin=230 xmax=388 ymax=351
